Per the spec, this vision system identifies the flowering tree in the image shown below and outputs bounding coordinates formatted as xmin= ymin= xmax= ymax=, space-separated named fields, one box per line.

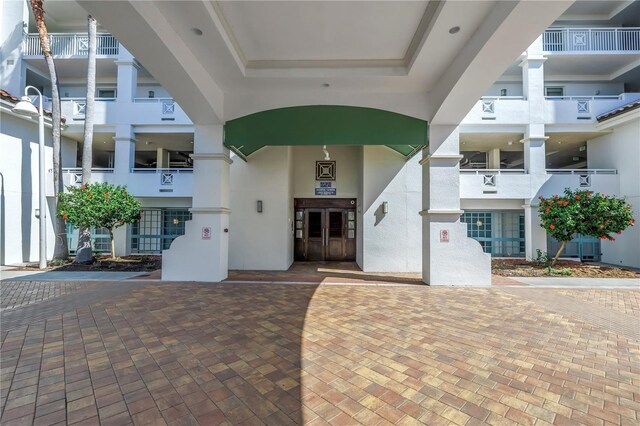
xmin=58 ymin=183 xmax=141 ymax=260
xmin=538 ymin=189 xmax=635 ymax=265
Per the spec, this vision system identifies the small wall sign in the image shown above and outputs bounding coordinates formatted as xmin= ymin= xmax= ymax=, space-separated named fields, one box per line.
xmin=440 ymin=229 xmax=450 ymax=243
xmin=202 ymin=227 xmax=212 ymax=240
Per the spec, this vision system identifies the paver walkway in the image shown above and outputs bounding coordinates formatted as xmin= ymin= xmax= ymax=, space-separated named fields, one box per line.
xmin=0 ymin=280 xmax=638 ymax=425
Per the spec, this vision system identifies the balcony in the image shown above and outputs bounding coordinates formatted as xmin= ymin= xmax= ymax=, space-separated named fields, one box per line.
xmin=23 ymin=32 xmax=119 ymax=57
xmin=127 ymin=169 xmax=193 ymax=197
xmin=538 ymin=170 xmax=619 ymax=198
xmin=60 ymin=97 xmax=191 ymax=126
xmin=463 ymin=97 xmax=529 ymax=125
xmin=463 ymin=93 xmax=640 ymax=126
xmin=460 ymin=169 xmax=619 ymax=200
xmin=460 ymin=169 xmax=531 ymax=199
xmin=543 ymin=28 xmax=640 ymax=53
xmin=60 ymin=168 xmax=193 ymax=198
xmin=545 ymin=93 xmax=640 ymax=123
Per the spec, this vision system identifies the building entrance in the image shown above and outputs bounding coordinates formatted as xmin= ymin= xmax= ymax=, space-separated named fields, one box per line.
xmin=294 ymin=198 xmax=356 ymax=261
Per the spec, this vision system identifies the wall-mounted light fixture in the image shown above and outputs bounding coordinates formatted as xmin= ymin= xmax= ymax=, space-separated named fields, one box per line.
xmin=476 ymin=219 xmax=483 ymax=227
xmin=35 ymin=209 xmax=40 ymax=219
xmin=257 ymin=200 xmax=263 ymax=213
xmin=382 ymin=201 xmax=388 ymax=214
xmin=173 ymin=217 xmax=180 ymax=225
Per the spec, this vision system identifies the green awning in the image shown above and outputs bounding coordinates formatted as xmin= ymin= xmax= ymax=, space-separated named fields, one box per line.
xmin=224 ymin=105 xmax=428 ymax=159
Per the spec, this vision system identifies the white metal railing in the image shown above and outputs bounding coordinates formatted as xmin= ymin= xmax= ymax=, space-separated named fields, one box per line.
xmin=545 ymin=95 xmax=622 ymax=101
xmin=460 ymin=169 xmax=527 ymax=174
xmin=130 ymin=168 xmax=193 ymax=173
xmin=132 ymin=98 xmax=174 ymax=103
xmin=63 ymin=168 xmax=115 ymax=174
xmin=543 ymin=28 xmax=640 ymax=52
xmin=23 ymin=32 xmax=119 ymax=56
xmin=546 ymin=169 xmax=617 ymax=175
xmin=480 ymin=96 xmax=526 ymax=100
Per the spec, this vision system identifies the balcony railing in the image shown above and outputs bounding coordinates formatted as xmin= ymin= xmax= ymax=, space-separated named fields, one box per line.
xmin=546 ymin=169 xmax=617 ymax=175
xmin=23 ymin=32 xmax=119 ymax=56
xmin=460 ymin=169 xmax=527 ymax=174
xmin=543 ymin=28 xmax=640 ymax=53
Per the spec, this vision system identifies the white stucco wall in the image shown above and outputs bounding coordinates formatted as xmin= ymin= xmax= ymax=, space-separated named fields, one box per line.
xmin=361 ymin=146 xmax=422 ymax=272
xmin=587 ymin=115 xmax=640 ymax=268
xmin=228 ymin=146 xmax=293 ymax=270
xmin=292 ymin=145 xmax=359 ymax=198
xmin=0 ymin=108 xmax=77 ymax=265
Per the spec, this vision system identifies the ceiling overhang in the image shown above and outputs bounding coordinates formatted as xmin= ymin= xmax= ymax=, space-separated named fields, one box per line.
xmin=224 ymin=105 xmax=428 ymax=159
xmin=206 ymin=0 xmax=442 ymax=78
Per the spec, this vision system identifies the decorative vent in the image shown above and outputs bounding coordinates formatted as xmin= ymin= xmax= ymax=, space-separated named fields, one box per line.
xmin=579 ymin=174 xmax=591 ymax=187
xmin=73 ymin=173 xmax=83 ymax=184
xmin=316 ymin=161 xmax=336 ymax=181
xmin=161 ymin=173 xmax=174 ymax=186
xmin=74 ymin=101 xmax=86 ymax=115
xmin=577 ymin=100 xmax=590 ymax=114
xmin=482 ymin=100 xmax=495 ymax=114
xmin=483 ymin=174 xmax=497 ymax=187
xmin=162 ymin=100 xmax=175 ymax=114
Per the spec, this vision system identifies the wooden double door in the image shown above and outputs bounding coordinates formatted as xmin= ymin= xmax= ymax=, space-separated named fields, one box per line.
xmin=294 ymin=199 xmax=356 ymax=261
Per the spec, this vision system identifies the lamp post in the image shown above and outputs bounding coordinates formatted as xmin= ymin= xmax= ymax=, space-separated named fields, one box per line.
xmin=12 ymin=86 xmax=47 ymax=269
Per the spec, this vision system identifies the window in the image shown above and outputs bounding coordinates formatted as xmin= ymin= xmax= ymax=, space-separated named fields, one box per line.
xmin=131 ymin=209 xmax=192 ymax=253
xmin=461 ymin=211 xmax=526 ymax=257
xmin=545 ymin=87 xmax=564 ymax=97
xmin=97 ymin=88 xmax=116 ymax=98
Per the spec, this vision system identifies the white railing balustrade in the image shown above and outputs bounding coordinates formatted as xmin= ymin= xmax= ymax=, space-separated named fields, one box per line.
xmin=543 ymin=28 xmax=640 ymax=52
xmin=460 ymin=169 xmax=527 ymax=174
xmin=545 ymin=95 xmax=622 ymax=101
xmin=130 ymin=168 xmax=193 ymax=173
xmin=546 ymin=169 xmax=617 ymax=175
xmin=479 ymin=96 xmax=526 ymax=100
xmin=23 ymin=33 xmax=119 ymax=56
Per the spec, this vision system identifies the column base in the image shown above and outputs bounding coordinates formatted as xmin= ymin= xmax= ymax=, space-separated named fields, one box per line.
xmin=422 ymin=214 xmax=491 ymax=286
xmin=162 ymin=211 xmax=229 ymax=282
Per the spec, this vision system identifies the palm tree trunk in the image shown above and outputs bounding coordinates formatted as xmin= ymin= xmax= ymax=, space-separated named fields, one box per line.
xmin=75 ymin=15 xmax=97 ymax=264
xmin=29 ymin=0 xmax=68 ymax=260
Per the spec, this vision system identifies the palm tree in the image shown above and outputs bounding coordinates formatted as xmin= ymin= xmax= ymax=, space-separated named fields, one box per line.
xmin=75 ymin=15 xmax=97 ymax=264
xmin=29 ymin=0 xmax=68 ymax=260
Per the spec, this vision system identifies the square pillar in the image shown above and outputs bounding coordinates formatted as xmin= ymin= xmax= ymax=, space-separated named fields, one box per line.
xmin=523 ymin=203 xmax=547 ymax=260
xmin=421 ymin=125 xmax=491 ymax=286
xmin=162 ymin=125 xmax=231 ymax=282
xmin=487 ymin=148 xmax=501 ymax=170
xmin=112 ymin=225 xmax=132 ymax=257
xmin=115 ymin=46 xmax=138 ymax=103
xmin=113 ymin=124 xmax=136 ymax=184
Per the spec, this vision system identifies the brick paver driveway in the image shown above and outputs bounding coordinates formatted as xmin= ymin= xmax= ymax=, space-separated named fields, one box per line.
xmin=1 ymin=281 xmax=639 ymax=425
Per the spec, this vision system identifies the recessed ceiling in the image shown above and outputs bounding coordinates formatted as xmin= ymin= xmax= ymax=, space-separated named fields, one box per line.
xmin=217 ymin=1 xmax=428 ymax=62
xmin=460 ymin=133 xmax=524 ymax=151
xmin=559 ymin=0 xmax=630 ymax=21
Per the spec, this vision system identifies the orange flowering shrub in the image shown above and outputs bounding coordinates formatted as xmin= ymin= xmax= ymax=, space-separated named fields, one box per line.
xmin=537 ymin=189 xmax=635 ymax=264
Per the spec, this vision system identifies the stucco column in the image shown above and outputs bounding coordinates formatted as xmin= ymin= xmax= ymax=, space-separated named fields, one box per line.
xmin=115 ymin=46 xmax=138 ymax=102
xmin=487 ymin=148 xmax=501 ymax=169
xmin=421 ymin=125 xmax=491 ymax=286
xmin=112 ymin=125 xmax=135 ymax=256
xmin=162 ymin=125 xmax=231 ymax=282
xmin=113 ymin=124 xmax=136 ymax=182
xmin=523 ymin=203 xmax=547 ymax=260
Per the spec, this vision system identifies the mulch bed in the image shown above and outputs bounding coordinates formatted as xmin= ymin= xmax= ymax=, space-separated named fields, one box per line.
xmin=492 ymin=258 xmax=639 ymax=278
xmin=8 ymin=256 xmax=162 ymax=272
